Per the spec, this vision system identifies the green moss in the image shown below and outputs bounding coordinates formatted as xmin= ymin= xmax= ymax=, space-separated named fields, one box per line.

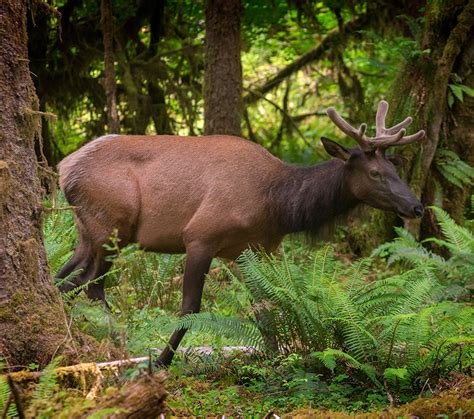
xmin=347 ymin=208 xmax=397 ymax=256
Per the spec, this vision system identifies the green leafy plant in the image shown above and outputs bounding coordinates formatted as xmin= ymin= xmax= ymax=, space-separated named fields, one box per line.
xmin=435 ymin=148 xmax=474 ymax=189
xmin=374 ymin=206 xmax=474 ymax=296
xmin=181 ymin=244 xmax=473 ymax=396
xmin=43 ymin=197 xmax=77 ymax=277
xmin=0 ymin=364 xmax=18 ymax=419
xmin=447 ymin=81 xmax=474 ymax=108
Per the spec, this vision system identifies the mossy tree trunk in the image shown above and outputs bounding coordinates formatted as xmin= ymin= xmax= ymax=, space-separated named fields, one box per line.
xmin=204 ymin=0 xmax=243 ymax=136
xmin=0 ymin=0 xmax=72 ymax=367
xmin=349 ymin=0 xmax=474 ymax=254
xmin=439 ymin=26 xmax=474 ymax=222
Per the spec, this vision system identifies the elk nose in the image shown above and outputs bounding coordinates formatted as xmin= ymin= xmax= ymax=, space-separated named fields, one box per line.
xmin=413 ymin=205 xmax=424 ymax=218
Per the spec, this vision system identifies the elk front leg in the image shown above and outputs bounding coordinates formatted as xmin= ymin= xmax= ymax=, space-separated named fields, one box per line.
xmin=156 ymin=245 xmax=212 ymax=367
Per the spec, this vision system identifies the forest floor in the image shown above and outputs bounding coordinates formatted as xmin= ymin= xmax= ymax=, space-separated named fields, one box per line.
xmin=10 ymin=360 xmax=473 ymax=418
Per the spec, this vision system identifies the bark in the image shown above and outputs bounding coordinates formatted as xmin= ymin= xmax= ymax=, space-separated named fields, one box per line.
xmin=204 ymin=0 xmax=243 ymax=136
xmin=115 ymin=39 xmax=150 ymax=134
xmin=101 ymin=0 xmax=120 ymax=134
xmin=148 ymin=82 xmax=172 ymax=134
xmin=441 ymin=28 xmax=474 ymax=222
xmin=0 ymin=0 xmax=71 ymax=367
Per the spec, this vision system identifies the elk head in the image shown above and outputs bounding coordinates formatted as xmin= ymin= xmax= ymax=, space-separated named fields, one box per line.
xmin=322 ymin=100 xmax=425 ymax=219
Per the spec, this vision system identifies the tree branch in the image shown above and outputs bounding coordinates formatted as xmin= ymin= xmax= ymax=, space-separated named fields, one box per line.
xmin=244 ymin=16 xmax=367 ymax=105
xmin=244 ymin=87 xmax=323 ymax=155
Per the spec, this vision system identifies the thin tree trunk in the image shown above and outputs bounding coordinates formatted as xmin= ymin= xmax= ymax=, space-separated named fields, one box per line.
xmin=101 ymin=0 xmax=120 ymax=134
xmin=0 ymin=0 xmax=72 ymax=367
xmin=204 ymin=0 xmax=243 ymax=136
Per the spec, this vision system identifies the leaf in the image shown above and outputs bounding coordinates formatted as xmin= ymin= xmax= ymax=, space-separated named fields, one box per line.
xmin=384 ymin=367 xmax=409 ymax=383
xmin=449 ymin=84 xmax=464 ymax=102
xmin=448 ymin=92 xmax=454 ymax=108
xmin=312 ymin=350 xmax=336 ymax=372
xmin=459 ymin=84 xmax=474 ymax=97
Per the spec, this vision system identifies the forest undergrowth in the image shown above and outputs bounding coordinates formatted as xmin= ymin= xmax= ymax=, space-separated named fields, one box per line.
xmin=1 ymin=198 xmax=472 ymax=417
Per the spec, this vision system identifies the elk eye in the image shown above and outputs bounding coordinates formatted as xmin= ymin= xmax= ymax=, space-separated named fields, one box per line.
xmin=370 ymin=169 xmax=380 ymax=178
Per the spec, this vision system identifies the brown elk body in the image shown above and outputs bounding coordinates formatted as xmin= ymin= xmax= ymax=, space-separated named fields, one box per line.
xmin=57 ymin=101 xmax=425 ymax=366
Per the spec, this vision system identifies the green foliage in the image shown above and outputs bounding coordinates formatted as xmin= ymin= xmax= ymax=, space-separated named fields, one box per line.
xmin=43 ymin=198 xmax=77 ymax=277
xmin=31 ymin=357 xmax=62 ymax=404
xmin=447 ymin=73 xmax=474 ymax=107
xmin=373 ymin=206 xmax=474 ymax=295
xmin=177 ymin=313 xmax=263 ymax=349
xmin=104 ymin=237 xmax=184 ymax=310
xmin=182 ymin=244 xmax=473 ymax=395
xmin=435 ymin=148 xmax=474 ymax=189
xmin=0 ymin=364 xmax=18 ymax=419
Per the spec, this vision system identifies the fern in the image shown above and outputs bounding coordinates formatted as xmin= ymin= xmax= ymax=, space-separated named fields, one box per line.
xmin=373 ymin=205 xmax=474 ymax=292
xmin=311 ymin=348 xmax=381 ymax=387
xmin=31 ymin=357 xmax=62 ymax=403
xmin=176 ymin=312 xmax=264 ymax=349
xmin=181 ymin=243 xmax=472 ymax=392
xmin=427 ymin=206 xmax=474 ymax=254
xmin=0 ymin=366 xmax=18 ymax=419
xmin=43 ymin=196 xmax=77 ymax=276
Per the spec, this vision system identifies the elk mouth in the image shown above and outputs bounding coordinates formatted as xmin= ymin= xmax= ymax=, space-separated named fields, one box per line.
xmin=397 ymin=205 xmax=424 ymax=219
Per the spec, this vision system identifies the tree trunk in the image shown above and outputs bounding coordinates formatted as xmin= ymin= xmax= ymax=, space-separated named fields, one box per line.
xmin=204 ymin=0 xmax=243 ymax=136
xmin=101 ymin=0 xmax=120 ymax=134
xmin=441 ymin=28 xmax=474 ymax=222
xmin=0 ymin=0 xmax=71 ymax=367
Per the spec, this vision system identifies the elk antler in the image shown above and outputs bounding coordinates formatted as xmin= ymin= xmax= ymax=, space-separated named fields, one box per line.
xmin=326 ymin=100 xmax=425 ymax=152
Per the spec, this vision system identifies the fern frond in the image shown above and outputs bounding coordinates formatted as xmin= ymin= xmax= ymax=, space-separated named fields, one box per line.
xmin=0 ymin=372 xmax=18 ymax=418
xmin=312 ymin=348 xmax=382 ymax=387
xmin=427 ymin=206 xmax=474 ymax=253
xmin=31 ymin=357 xmax=62 ymax=403
xmin=176 ymin=312 xmax=264 ymax=349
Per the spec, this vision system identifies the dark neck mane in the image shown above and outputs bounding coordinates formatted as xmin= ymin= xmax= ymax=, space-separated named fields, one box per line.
xmin=268 ymin=159 xmax=358 ymax=236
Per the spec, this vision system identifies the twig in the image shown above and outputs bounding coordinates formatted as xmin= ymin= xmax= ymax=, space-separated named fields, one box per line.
xmin=7 ymin=376 xmax=25 ymax=419
xmin=34 ymin=0 xmax=62 ymax=18
xmin=23 ymin=108 xmax=58 ymax=121
xmin=419 ymin=377 xmax=430 ymax=397
xmin=6 ymin=347 xmax=258 ymax=383
xmin=43 ymin=206 xmax=78 ymax=212
xmin=1 ymin=392 xmax=12 ymax=419
xmin=383 ymin=378 xmax=396 ymax=408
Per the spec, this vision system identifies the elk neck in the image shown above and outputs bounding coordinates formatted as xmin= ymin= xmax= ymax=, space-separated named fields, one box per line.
xmin=267 ymin=159 xmax=358 ymax=236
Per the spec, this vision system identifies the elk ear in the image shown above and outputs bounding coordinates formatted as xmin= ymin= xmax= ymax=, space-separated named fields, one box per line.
xmin=387 ymin=154 xmax=407 ymax=167
xmin=321 ymin=137 xmax=352 ymax=161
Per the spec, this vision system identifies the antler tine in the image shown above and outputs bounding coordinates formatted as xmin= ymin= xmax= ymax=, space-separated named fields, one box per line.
xmin=387 ymin=130 xmax=425 ymax=146
xmin=385 ymin=116 xmax=412 ymax=135
xmin=326 ymin=107 xmax=371 ymax=151
xmin=366 ymin=129 xmax=406 ymax=147
xmin=368 ymin=129 xmax=426 ymax=148
xmin=375 ymin=100 xmax=389 ymax=136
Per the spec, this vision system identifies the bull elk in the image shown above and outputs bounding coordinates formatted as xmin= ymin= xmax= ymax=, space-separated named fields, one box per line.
xmin=56 ymin=100 xmax=425 ymax=366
